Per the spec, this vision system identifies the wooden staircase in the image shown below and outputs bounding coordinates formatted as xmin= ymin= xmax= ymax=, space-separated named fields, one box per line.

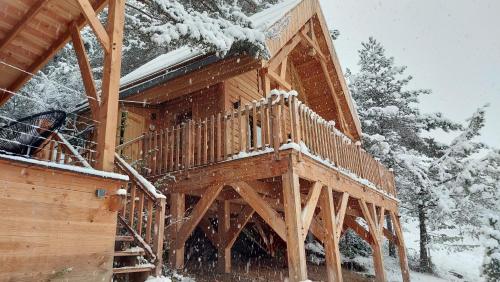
xmin=112 ymin=154 xmax=166 ymax=281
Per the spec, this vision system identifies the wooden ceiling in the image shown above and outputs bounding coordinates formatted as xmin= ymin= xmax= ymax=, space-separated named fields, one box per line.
xmin=0 ymin=0 xmax=106 ymax=105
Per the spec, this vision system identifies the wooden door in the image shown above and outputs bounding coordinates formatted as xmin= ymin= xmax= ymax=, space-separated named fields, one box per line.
xmin=118 ymin=110 xmax=146 ymax=163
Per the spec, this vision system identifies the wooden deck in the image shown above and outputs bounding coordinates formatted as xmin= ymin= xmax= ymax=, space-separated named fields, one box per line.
xmin=116 ymin=94 xmax=408 ymax=282
xmin=119 ymin=94 xmax=396 ymax=197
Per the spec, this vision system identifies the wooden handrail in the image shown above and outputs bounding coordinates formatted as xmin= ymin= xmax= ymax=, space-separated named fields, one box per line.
xmin=114 ymin=153 xmax=166 ymax=276
xmin=121 ymin=94 xmax=397 ymax=197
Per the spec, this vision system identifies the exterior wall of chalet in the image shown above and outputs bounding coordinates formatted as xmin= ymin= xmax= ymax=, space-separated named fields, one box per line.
xmin=0 ymin=157 xmax=125 ymax=281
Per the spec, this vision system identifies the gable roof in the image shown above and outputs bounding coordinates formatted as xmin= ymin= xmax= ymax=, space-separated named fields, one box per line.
xmin=119 ymin=0 xmax=361 ymax=139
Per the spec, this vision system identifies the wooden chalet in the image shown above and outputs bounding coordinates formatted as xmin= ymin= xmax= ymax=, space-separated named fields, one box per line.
xmin=0 ymin=0 xmax=410 ymax=281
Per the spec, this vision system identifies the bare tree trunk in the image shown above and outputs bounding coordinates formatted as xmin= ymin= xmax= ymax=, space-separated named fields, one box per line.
xmin=386 ymin=213 xmax=396 ymax=257
xmin=418 ymin=204 xmax=433 ymax=273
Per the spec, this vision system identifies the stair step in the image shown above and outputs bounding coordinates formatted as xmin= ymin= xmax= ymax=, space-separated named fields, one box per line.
xmin=115 ymin=235 xmax=134 ymax=242
xmin=114 ymin=248 xmax=145 ymax=257
xmin=113 ymin=264 xmax=154 ymax=274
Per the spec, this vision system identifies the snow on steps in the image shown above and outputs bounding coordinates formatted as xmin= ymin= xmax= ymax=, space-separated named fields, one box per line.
xmin=113 ymin=264 xmax=155 ymax=274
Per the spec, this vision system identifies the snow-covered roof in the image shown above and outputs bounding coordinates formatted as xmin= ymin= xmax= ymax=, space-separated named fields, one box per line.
xmin=119 ymin=0 xmax=302 ymax=87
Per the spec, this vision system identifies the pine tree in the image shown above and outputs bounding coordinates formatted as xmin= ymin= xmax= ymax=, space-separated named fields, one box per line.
xmin=483 ymin=213 xmax=500 ymax=281
xmin=348 ymin=37 xmax=460 ymax=273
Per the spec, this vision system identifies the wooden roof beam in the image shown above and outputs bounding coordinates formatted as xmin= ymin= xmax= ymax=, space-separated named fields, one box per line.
xmin=0 ymin=0 xmax=108 ymax=106
xmin=0 ymin=0 xmax=49 ymax=54
xmin=70 ymin=22 xmax=100 ymax=120
xmin=75 ymin=0 xmax=111 ymax=54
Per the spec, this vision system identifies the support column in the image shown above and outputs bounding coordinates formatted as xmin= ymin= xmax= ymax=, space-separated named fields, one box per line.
xmin=95 ymin=0 xmax=125 ymax=171
xmin=359 ymin=200 xmax=387 ymax=282
xmin=282 ymin=168 xmax=307 ymax=282
xmin=371 ymin=240 xmax=386 ymax=282
xmin=169 ymin=193 xmax=185 ymax=270
xmin=319 ymin=187 xmax=343 ymax=282
xmin=391 ymin=212 xmax=410 ymax=282
xmin=217 ymin=200 xmax=231 ymax=273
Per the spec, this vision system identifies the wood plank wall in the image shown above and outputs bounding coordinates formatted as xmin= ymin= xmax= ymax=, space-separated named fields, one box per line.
xmin=0 ymin=158 xmax=123 ymax=281
xmin=223 ymin=70 xmax=263 ymax=152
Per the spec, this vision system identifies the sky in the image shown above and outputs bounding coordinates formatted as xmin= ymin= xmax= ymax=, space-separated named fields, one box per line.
xmin=319 ymin=0 xmax=500 ymax=148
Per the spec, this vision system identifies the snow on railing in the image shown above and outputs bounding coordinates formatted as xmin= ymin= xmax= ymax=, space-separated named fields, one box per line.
xmin=118 ymin=92 xmax=396 ymax=197
xmin=114 ymin=153 xmax=166 ymax=276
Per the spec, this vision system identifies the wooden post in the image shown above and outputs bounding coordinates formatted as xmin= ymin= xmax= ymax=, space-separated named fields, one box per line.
xmin=169 ymin=193 xmax=185 ymax=270
xmin=282 ymin=164 xmax=307 ymax=282
xmin=95 ymin=0 xmax=125 ymax=171
xmin=319 ymin=186 xmax=343 ymax=282
xmin=359 ymin=200 xmax=386 ymax=282
xmin=390 ymin=212 xmax=410 ymax=282
xmin=217 ymin=201 xmax=231 ymax=273
xmin=153 ymin=197 xmax=166 ymax=276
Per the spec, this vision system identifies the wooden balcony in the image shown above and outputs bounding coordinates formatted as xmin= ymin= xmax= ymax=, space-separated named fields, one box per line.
xmin=119 ymin=92 xmax=396 ymax=197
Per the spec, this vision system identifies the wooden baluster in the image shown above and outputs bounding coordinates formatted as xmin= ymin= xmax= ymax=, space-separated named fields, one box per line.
xmin=153 ymin=197 xmax=166 ymax=276
xmin=291 ymin=96 xmax=301 ymax=144
xmin=332 ymin=134 xmax=339 ymax=167
xmin=154 ymin=131 xmax=159 ymax=175
xmin=244 ymin=104 xmax=251 ymax=152
xmin=136 ymin=192 xmax=145 ymax=236
xmin=325 ymin=125 xmax=333 ymax=162
xmin=121 ymin=185 xmax=128 ymax=217
xmin=165 ymin=129 xmax=170 ymax=172
xmin=140 ymin=134 xmax=146 ymax=166
xmin=149 ymin=132 xmax=153 ymax=173
xmin=175 ymin=125 xmax=181 ymax=171
xmin=279 ymin=95 xmax=287 ymax=143
xmin=287 ymin=96 xmax=294 ymax=143
xmin=310 ymin=114 xmax=317 ymax=155
xmin=231 ymin=111 xmax=236 ymax=156
xmin=145 ymin=199 xmax=153 ymax=244
xmin=260 ymin=101 xmax=267 ymax=147
xmin=185 ymin=121 xmax=193 ymax=171
xmin=252 ymin=102 xmax=258 ymax=150
xmin=376 ymin=163 xmax=383 ymax=189
xmin=223 ymin=112 xmax=229 ymax=160
xmin=338 ymin=137 xmax=345 ymax=169
xmin=266 ymin=98 xmax=273 ymax=147
xmin=129 ymin=183 xmax=137 ymax=226
xmin=299 ymin=105 xmax=307 ymax=148
xmin=203 ymin=117 xmax=208 ymax=164
xmin=238 ymin=107 xmax=244 ymax=153
xmin=196 ymin=119 xmax=202 ymax=166
xmin=56 ymin=142 xmax=62 ymax=163
xmin=159 ymin=130 xmax=164 ymax=174
xmin=355 ymin=144 xmax=362 ymax=177
xmin=308 ymin=111 xmax=314 ymax=153
xmin=319 ymin=122 xmax=326 ymax=159
xmin=271 ymin=96 xmax=280 ymax=158
xmin=210 ymin=115 xmax=215 ymax=163
xmin=216 ymin=112 xmax=222 ymax=161
xmin=168 ymin=128 xmax=173 ymax=172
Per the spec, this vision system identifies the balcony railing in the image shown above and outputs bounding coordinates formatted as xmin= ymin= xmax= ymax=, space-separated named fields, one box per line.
xmin=118 ymin=92 xmax=396 ymax=197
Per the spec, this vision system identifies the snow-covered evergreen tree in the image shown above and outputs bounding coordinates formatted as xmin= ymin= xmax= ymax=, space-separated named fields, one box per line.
xmin=348 ymin=37 xmax=460 ymax=273
xmin=483 ymin=213 xmax=500 ymax=281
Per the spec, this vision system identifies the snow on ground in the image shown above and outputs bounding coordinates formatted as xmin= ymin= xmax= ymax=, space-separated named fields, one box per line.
xmin=402 ymin=218 xmax=484 ymax=282
xmin=148 ymin=272 xmax=196 ymax=282
xmin=348 ymin=217 xmax=484 ymax=281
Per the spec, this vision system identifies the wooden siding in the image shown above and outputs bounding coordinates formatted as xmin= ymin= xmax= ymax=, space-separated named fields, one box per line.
xmin=224 ymin=69 xmax=262 ymax=109
xmin=0 ymin=158 xmax=123 ymax=281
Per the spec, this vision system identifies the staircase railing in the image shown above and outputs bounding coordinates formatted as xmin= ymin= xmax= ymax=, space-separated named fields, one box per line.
xmin=114 ymin=153 xmax=166 ymax=276
xmin=118 ymin=93 xmax=396 ymax=197
xmin=34 ymin=132 xmax=92 ymax=167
